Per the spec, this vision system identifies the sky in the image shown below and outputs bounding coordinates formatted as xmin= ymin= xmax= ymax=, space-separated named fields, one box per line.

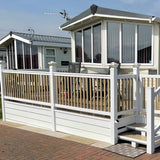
xmin=0 ymin=0 xmax=160 ymax=39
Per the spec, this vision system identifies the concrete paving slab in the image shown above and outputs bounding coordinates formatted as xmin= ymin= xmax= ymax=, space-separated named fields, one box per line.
xmin=91 ymin=141 xmax=112 ymax=148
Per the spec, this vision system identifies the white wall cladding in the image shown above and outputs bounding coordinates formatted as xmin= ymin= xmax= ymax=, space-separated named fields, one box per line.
xmin=4 ymin=100 xmax=52 ymax=130
xmin=55 ymin=110 xmax=112 ymax=143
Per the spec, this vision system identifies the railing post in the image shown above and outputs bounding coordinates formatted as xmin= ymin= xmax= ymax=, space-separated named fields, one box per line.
xmin=146 ymin=87 xmax=155 ymax=154
xmin=49 ymin=61 xmax=57 ymax=131
xmin=110 ymin=62 xmax=118 ymax=144
xmin=0 ymin=61 xmax=6 ymax=121
xmin=133 ymin=64 xmax=140 ymax=123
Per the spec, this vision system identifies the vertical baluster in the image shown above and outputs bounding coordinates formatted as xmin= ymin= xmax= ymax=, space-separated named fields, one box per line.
xmin=62 ymin=76 xmax=64 ymax=105
xmin=100 ymin=79 xmax=102 ymax=111
xmin=131 ymin=79 xmax=133 ymax=109
xmin=70 ymin=77 xmax=73 ymax=106
xmin=73 ymin=77 xmax=75 ymax=107
xmin=89 ymin=78 xmax=92 ymax=110
xmin=143 ymin=78 xmax=146 ymax=109
xmin=67 ymin=76 xmax=70 ymax=106
xmin=93 ymin=78 xmax=95 ymax=110
xmin=128 ymin=79 xmax=131 ymax=110
xmin=155 ymin=78 xmax=158 ymax=110
xmin=96 ymin=79 xmax=99 ymax=110
xmin=64 ymin=76 xmax=67 ymax=105
xmin=83 ymin=78 xmax=85 ymax=108
xmin=58 ymin=76 xmax=61 ymax=104
xmin=76 ymin=77 xmax=79 ymax=107
xmin=118 ymin=79 xmax=120 ymax=112
xmin=104 ymin=79 xmax=106 ymax=111
xmin=80 ymin=77 xmax=82 ymax=108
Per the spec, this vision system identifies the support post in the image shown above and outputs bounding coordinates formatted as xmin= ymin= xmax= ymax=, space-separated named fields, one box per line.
xmin=110 ymin=62 xmax=118 ymax=144
xmin=49 ymin=61 xmax=57 ymax=131
xmin=0 ymin=61 xmax=6 ymax=121
xmin=133 ymin=64 xmax=140 ymax=123
xmin=147 ymin=87 xmax=155 ymax=154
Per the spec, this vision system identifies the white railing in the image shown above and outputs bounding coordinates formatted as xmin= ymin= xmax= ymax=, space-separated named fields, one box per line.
xmin=147 ymin=86 xmax=160 ymax=154
xmin=0 ymin=61 xmax=142 ymax=146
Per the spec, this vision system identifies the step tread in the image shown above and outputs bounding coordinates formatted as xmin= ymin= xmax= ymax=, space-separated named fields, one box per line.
xmin=127 ymin=123 xmax=147 ymax=132
xmin=119 ymin=131 xmax=147 ymax=145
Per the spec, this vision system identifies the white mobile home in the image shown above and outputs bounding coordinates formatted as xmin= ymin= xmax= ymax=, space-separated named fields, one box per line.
xmin=0 ymin=32 xmax=71 ymax=71
xmin=60 ymin=4 xmax=160 ymax=74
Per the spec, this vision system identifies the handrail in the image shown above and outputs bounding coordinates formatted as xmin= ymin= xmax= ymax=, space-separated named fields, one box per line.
xmin=154 ymin=86 xmax=160 ymax=97
xmin=53 ymin=72 xmax=111 ymax=79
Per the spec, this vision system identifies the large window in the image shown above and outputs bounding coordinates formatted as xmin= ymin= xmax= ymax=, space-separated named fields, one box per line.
xmin=93 ymin=24 xmax=101 ymax=63
xmin=122 ymin=24 xmax=135 ymax=63
xmin=9 ymin=40 xmax=39 ymax=69
xmin=7 ymin=40 xmax=15 ymax=69
xmin=75 ymin=23 xmax=101 ymax=63
xmin=24 ymin=43 xmax=31 ymax=69
xmin=84 ymin=27 xmax=91 ymax=62
xmin=137 ymin=25 xmax=152 ymax=63
xmin=107 ymin=22 xmax=120 ymax=63
xmin=17 ymin=40 xmax=23 ymax=69
xmin=75 ymin=31 xmax=82 ymax=62
xmin=107 ymin=22 xmax=152 ymax=64
xmin=32 ymin=45 xmax=38 ymax=69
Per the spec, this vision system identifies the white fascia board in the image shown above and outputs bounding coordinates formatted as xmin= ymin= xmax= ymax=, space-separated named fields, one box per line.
xmin=12 ymin=35 xmax=31 ymax=44
xmin=0 ymin=34 xmax=31 ymax=45
xmin=61 ymin=14 xmax=94 ymax=30
xmin=61 ymin=13 xmax=153 ymax=30
xmin=0 ymin=35 xmax=11 ymax=45
xmin=95 ymin=13 xmax=151 ymax=23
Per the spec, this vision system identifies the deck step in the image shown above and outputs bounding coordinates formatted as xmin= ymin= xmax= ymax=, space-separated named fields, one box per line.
xmin=118 ymin=130 xmax=147 ymax=145
xmin=127 ymin=123 xmax=147 ymax=132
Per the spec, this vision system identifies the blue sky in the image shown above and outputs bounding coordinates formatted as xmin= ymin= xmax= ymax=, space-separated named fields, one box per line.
xmin=0 ymin=0 xmax=160 ymax=38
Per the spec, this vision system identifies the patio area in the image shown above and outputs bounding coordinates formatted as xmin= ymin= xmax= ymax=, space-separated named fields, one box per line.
xmin=0 ymin=120 xmax=159 ymax=160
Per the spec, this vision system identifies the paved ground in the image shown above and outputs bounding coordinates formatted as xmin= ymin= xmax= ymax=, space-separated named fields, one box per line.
xmin=0 ymin=122 xmax=160 ymax=160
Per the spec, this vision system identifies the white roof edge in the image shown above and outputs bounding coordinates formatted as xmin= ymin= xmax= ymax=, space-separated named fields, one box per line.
xmin=0 ymin=35 xmax=11 ymax=45
xmin=95 ymin=13 xmax=152 ymax=22
xmin=61 ymin=13 xmax=155 ymax=30
xmin=0 ymin=34 xmax=31 ymax=46
xmin=61 ymin=14 xmax=94 ymax=30
xmin=12 ymin=35 xmax=31 ymax=44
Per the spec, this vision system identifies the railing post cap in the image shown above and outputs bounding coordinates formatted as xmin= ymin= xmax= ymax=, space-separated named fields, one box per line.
xmin=48 ymin=61 xmax=56 ymax=66
xmin=133 ymin=63 xmax=140 ymax=68
xmin=110 ymin=62 xmax=119 ymax=68
xmin=0 ymin=61 xmax=6 ymax=65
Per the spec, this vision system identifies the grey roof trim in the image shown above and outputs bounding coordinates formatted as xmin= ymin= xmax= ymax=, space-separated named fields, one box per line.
xmin=12 ymin=32 xmax=71 ymax=44
xmin=0 ymin=31 xmax=71 ymax=47
xmin=32 ymin=41 xmax=71 ymax=48
xmin=60 ymin=4 xmax=157 ymax=30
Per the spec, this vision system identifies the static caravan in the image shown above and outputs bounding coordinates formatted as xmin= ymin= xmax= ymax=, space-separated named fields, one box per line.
xmin=60 ymin=4 xmax=160 ymax=75
xmin=0 ymin=32 xmax=71 ymax=71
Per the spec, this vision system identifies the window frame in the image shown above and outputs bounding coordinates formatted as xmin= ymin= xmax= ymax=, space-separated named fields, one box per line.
xmin=74 ymin=22 xmax=102 ymax=65
xmin=106 ymin=20 xmax=153 ymax=66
